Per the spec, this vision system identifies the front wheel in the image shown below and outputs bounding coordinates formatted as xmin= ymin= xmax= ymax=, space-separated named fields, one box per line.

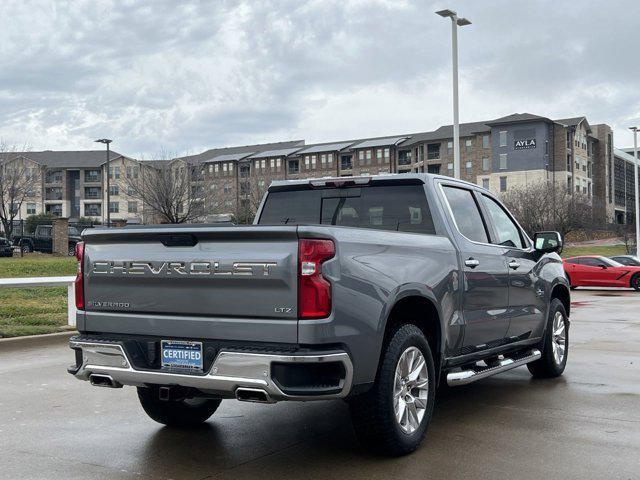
xmin=630 ymin=274 xmax=640 ymax=292
xmin=137 ymin=387 xmax=221 ymax=427
xmin=348 ymin=324 xmax=436 ymax=456
xmin=527 ymin=298 xmax=569 ymax=378
xmin=21 ymin=243 xmax=32 ymax=253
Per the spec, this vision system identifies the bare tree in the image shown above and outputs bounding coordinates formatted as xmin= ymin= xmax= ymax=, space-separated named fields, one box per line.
xmin=502 ymin=181 xmax=593 ymax=238
xmin=236 ymin=162 xmax=280 ymax=224
xmin=124 ymin=154 xmax=207 ymax=224
xmin=0 ymin=142 xmax=32 ymax=238
xmin=614 ymin=219 xmax=637 ymax=254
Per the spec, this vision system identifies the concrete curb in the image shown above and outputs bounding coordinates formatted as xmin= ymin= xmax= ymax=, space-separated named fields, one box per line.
xmin=0 ymin=330 xmax=77 ymax=350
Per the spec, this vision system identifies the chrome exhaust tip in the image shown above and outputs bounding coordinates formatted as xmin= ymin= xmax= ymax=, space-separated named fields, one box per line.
xmin=89 ymin=374 xmax=122 ymax=388
xmin=235 ymin=387 xmax=273 ymax=403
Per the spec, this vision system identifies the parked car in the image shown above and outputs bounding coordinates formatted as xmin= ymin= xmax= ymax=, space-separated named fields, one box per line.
xmin=610 ymin=255 xmax=640 ymax=267
xmin=13 ymin=225 xmax=82 ymax=256
xmin=68 ymin=173 xmax=571 ymax=456
xmin=564 ymin=255 xmax=640 ymax=291
xmin=0 ymin=237 xmax=13 ymax=257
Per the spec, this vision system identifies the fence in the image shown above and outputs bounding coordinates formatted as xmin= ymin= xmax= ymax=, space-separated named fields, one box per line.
xmin=0 ymin=276 xmax=77 ymax=326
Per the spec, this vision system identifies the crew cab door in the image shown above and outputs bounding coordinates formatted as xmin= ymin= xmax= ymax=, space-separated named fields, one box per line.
xmin=35 ymin=226 xmax=53 ymax=252
xmin=440 ymin=184 xmax=511 ymax=349
xmin=477 ymin=193 xmax=545 ymax=340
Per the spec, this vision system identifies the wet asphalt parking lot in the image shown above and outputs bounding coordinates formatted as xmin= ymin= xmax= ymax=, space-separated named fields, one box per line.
xmin=1 ymin=288 xmax=638 ymax=480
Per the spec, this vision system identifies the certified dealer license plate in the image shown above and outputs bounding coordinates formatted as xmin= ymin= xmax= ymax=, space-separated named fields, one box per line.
xmin=161 ymin=340 xmax=203 ymax=372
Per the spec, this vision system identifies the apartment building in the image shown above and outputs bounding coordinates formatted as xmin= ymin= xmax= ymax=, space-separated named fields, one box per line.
xmin=612 ymin=149 xmax=638 ymax=224
xmin=0 ymin=150 xmax=147 ymax=225
xmin=0 ymin=112 xmax=622 ymax=226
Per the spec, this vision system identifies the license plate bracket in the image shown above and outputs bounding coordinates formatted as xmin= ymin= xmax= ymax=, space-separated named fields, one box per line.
xmin=161 ymin=340 xmax=203 ymax=372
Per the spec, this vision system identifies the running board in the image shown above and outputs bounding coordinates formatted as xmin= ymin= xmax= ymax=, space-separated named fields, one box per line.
xmin=446 ymin=349 xmax=541 ymax=386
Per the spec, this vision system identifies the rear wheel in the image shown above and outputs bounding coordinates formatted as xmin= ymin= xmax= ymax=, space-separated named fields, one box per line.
xmin=527 ymin=298 xmax=568 ymax=378
xmin=68 ymin=245 xmax=76 ymax=256
xmin=137 ymin=386 xmax=221 ymax=427
xmin=348 ymin=324 xmax=435 ymax=456
xmin=21 ymin=243 xmax=32 ymax=253
xmin=566 ymin=274 xmax=577 ymax=290
xmin=630 ymin=274 xmax=640 ymax=292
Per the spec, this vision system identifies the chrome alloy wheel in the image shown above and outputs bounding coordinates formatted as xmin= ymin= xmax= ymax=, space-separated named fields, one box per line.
xmin=552 ymin=311 xmax=567 ymax=365
xmin=393 ymin=346 xmax=429 ymax=434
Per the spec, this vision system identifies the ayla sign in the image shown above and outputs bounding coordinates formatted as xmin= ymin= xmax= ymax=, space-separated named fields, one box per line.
xmin=514 ymin=138 xmax=536 ymax=150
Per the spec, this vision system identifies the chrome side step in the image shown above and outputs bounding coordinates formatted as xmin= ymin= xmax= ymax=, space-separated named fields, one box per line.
xmin=446 ymin=349 xmax=541 ymax=386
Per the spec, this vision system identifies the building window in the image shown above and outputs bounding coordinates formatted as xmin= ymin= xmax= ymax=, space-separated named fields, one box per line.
xmin=304 ymin=156 xmax=310 ymax=169
xmin=482 ymin=178 xmax=490 ymax=190
xmin=447 ymin=141 xmax=453 ymax=154
xmin=46 ymin=170 xmax=63 ymax=183
xmin=383 ymin=148 xmax=389 ymax=162
xmin=365 ymin=150 xmax=372 ymax=164
xmin=321 ymin=154 xmax=326 ymax=165
xmin=127 ymin=201 xmax=138 ymax=213
xmin=223 ymin=183 xmax=231 ymax=194
xmin=482 ymin=157 xmax=490 ymax=171
xmin=26 ymin=203 xmax=37 ymax=215
xmin=465 ymin=139 xmax=472 ymax=152
xmin=447 ymin=163 xmax=454 ymax=172
xmin=84 ymin=187 xmax=101 ymax=199
xmin=108 ymin=185 xmax=119 ymax=196
xmin=327 ymin=153 xmax=333 ymax=164
xmin=125 ymin=166 xmax=139 ymax=179
xmin=482 ymin=135 xmax=490 ymax=149
xmin=427 ymin=143 xmax=440 ymax=160
xmin=499 ymin=176 xmax=507 ymax=192
xmin=358 ymin=151 xmax=364 ymax=162
xmin=261 ymin=160 xmax=266 ymax=169
xmin=108 ymin=201 xmax=119 ymax=213
xmin=465 ymin=161 xmax=473 ymax=174
xmin=499 ymin=131 xmax=507 ymax=147
xmin=109 ymin=166 xmax=120 ymax=180
xmin=499 ymin=154 xmax=507 ymax=170
xmin=84 ymin=169 xmax=101 ymax=182
xmin=376 ymin=149 xmax=382 ymax=160
xmin=289 ymin=159 xmax=300 ymax=174
xmin=84 ymin=203 xmax=101 ymax=216
xmin=270 ymin=159 xmax=275 ymax=169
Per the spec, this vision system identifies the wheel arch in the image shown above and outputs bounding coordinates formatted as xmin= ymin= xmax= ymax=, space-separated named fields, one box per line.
xmin=380 ymin=290 xmax=443 ymax=380
xmin=550 ymin=282 xmax=571 ymax=318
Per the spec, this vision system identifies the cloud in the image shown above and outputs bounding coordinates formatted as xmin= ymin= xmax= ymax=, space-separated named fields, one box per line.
xmin=0 ymin=0 xmax=639 ymax=156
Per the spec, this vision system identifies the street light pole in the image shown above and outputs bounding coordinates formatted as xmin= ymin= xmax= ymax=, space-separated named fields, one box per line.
xmin=436 ymin=9 xmax=471 ymax=180
xmin=95 ymin=139 xmax=113 ymax=227
xmin=630 ymin=127 xmax=640 ymax=254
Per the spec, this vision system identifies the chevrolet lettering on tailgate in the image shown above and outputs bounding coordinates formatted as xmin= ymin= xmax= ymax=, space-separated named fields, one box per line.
xmin=91 ymin=260 xmax=278 ymax=276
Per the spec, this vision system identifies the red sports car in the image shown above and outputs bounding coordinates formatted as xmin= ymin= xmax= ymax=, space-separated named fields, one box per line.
xmin=563 ymin=256 xmax=640 ymax=291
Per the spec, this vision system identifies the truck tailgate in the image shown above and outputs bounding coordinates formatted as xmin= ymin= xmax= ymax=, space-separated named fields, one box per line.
xmin=80 ymin=226 xmax=299 ymax=341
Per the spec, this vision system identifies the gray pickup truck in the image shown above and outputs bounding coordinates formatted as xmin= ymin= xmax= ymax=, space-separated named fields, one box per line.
xmin=68 ymin=174 xmax=570 ymax=456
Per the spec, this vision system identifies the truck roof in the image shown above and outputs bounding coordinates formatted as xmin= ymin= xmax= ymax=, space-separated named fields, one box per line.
xmin=268 ymin=172 xmax=484 ymax=191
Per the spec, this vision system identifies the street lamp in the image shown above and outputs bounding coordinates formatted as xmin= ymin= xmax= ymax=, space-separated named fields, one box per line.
xmin=436 ymin=9 xmax=471 ymax=180
xmin=629 ymin=127 xmax=640 ymax=254
xmin=95 ymin=138 xmax=113 ymax=227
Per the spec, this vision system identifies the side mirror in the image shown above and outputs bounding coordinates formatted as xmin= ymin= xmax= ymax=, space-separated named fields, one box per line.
xmin=534 ymin=231 xmax=563 ymax=254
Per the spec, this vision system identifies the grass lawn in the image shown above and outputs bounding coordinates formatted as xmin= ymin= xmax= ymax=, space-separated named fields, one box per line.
xmin=0 ymin=254 xmax=76 ymax=338
xmin=561 ymin=244 xmax=628 ymax=258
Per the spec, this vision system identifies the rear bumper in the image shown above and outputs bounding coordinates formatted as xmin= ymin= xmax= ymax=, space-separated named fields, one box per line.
xmin=68 ymin=337 xmax=353 ymax=402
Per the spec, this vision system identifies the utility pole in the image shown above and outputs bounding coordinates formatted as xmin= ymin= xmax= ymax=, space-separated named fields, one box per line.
xmin=436 ymin=9 xmax=471 ymax=179
xmin=95 ymin=139 xmax=113 ymax=227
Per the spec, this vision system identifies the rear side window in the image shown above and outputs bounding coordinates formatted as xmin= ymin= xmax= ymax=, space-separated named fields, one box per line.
xmin=259 ymin=185 xmax=435 ymax=234
xmin=565 ymin=258 xmax=581 ymax=265
xmin=442 ymin=186 xmax=488 ymax=243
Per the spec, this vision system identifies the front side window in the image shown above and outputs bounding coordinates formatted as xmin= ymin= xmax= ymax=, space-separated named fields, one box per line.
xmin=481 ymin=195 xmax=525 ymax=248
xmin=442 ymin=186 xmax=488 ymax=243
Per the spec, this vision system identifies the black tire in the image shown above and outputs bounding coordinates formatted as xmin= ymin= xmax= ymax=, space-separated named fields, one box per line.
xmin=566 ymin=274 xmax=577 ymax=290
xmin=68 ymin=245 xmax=76 ymax=256
xmin=21 ymin=244 xmax=32 ymax=253
xmin=137 ymin=386 xmax=221 ymax=427
xmin=630 ymin=273 xmax=640 ymax=292
xmin=527 ymin=298 xmax=569 ymax=378
xmin=348 ymin=324 xmax=436 ymax=456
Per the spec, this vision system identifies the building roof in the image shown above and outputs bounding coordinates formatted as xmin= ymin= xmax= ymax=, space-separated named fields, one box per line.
xmin=555 ymin=116 xmax=585 ymax=127
xmin=614 ymin=148 xmax=639 ymax=164
xmin=248 ymin=147 xmax=304 ymax=159
xmin=203 ymin=152 xmax=255 ymax=163
xmin=296 ymin=142 xmax=356 ymax=154
xmin=176 ymin=140 xmax=305 ymax=165
xmin=0 ymin=150 xmax=124 ymax=168
xmin=351 ymin=136 xmax=409 ymax=149
xmin=484 ymin=112 xmax=552 ymax=126
xmin=399 ymin=121 xmax=490 ymax=147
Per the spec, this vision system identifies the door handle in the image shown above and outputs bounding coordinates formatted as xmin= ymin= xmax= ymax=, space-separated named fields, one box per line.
xmin=507 ymin=260 xmax=520 ymax=270
xmin=464 ymin=258 xmax=480 ymax=268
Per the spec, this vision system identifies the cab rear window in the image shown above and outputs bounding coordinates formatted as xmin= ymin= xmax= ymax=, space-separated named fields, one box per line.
xmin=258 ymin=185 xmax=435 ymax=234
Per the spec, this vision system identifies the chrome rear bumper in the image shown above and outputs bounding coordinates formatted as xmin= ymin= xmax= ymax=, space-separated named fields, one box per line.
xmin=69 ymin=339 xmax=353 ymax=402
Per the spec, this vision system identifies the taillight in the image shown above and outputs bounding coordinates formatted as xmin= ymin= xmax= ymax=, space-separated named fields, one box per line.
xmin=74 ymin=242 xmax=85 ymax=310
xmin=298 ymin=239 xmax=335 ymax=319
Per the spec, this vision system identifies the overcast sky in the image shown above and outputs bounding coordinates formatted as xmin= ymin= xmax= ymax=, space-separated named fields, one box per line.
xmin=1 ymin=0 xmax=639 ymax=158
